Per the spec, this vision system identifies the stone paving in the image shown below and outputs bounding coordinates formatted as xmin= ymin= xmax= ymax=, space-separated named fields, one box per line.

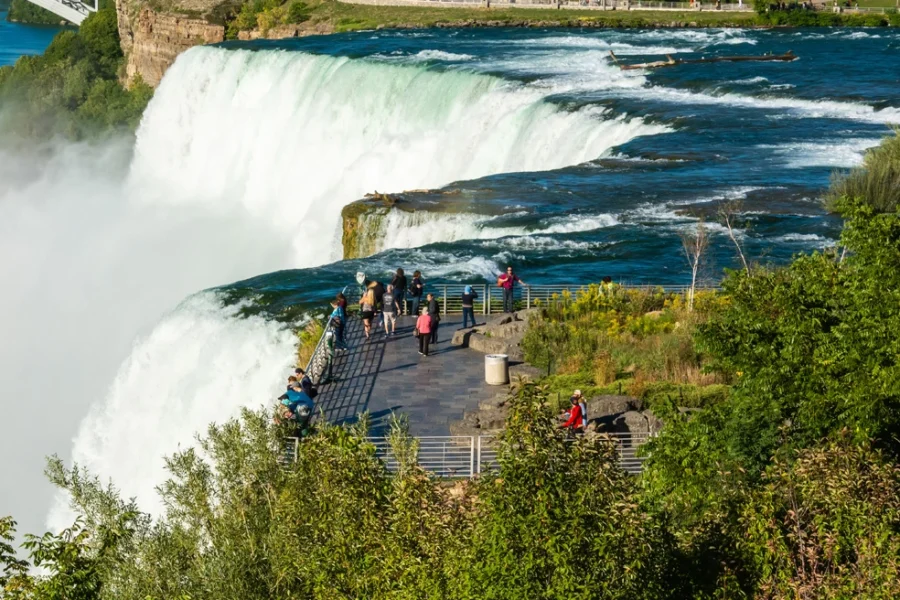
xmin=315 ymin=312 xmax=501 ymax=436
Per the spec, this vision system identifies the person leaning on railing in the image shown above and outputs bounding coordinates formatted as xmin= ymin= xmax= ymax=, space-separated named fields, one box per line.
xmin=330 ymin=299 xmax=347 ymax=351
xmin=461 ymin=285 xmax=478 ymax=329
xmin=408 ymin=270 xmax=424 ymax=317
xmin=497 ymin=266 xmax=528 ymax=313
xmin=391 ymin=268 xmax=408 ymax=315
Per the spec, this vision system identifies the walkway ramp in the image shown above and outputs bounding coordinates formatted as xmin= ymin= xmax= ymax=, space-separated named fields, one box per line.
xmin=315 ymin=313 xmax=498 ymax=436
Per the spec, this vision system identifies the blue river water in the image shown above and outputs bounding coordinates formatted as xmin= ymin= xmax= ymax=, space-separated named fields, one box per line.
xmin=217 ymin=27 xmax=900 ymax=315
xmin=0 ymin=4 xmax=62 ymax=67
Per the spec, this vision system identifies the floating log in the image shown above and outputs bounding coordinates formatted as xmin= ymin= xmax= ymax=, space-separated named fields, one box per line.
xmin=610 ymin=50 xmax=797 ymax=71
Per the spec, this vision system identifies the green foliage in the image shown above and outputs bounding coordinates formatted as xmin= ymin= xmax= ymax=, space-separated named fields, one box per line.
xmin=286 ymin=0 xmax=310 ymax=22
xmin=0 ymin=6 xmax=152 ymax=141
xmin=742 ymin=435 xmax=900 ymax=599
xmin=459 ymin=382 xmax=678 ymax=599
xmin=522 ymin=285 xmax=727 ymax=402
xmin=695 ymin=196 xmax=900 ymax=469
xmin=827 ymin=128 xmax=900 ymax=214
xmin=756 ymin=7 xmax=891 ymax=25
xmin=6 ymin=0 xmax=65 ymax=25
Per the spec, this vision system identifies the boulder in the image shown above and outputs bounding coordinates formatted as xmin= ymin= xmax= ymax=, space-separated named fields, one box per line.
xmin=451 ymin=327 xmax=476 ymax=347
xmin=472 ymin=408 xmax=507 ymax=431
xmin=613 ymin=410 xmax=650 ymax=435
xmin=487 ymin=314 xmax=514 ymax=327
xmin=644 ymin=409 xmax=665 ymax=435
xmin=514 ymin=308 xmax=540 ymax=322
xmin=493 ymin=320 xmax=529 ymax=339
xmin=479 ymin=394 xmax=509 ymax=412
xmin=468 ymin=333 xmax=524 ymax=362
xmin=509 ymin=363 xmax=544 ymax=382
xmin=587 ymin=395 xmax=643 ymax=419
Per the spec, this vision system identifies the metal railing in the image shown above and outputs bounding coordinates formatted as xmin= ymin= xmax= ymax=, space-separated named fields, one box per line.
xmin=342 ymin=283 xmax=704 ymax=316
xmin=302 ymin=286 xmax=349 ymax=386
xmin=23 ymin=0 xmax=96 ymax=24
xmin=283 ymin=433 xmax=652 ymax=475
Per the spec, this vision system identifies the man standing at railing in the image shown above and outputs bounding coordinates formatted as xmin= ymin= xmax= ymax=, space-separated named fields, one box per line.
xmin=497 ymin=266 xmax=528 ymax=313
xmin=427 ymin=292 xmax=441 ymax=344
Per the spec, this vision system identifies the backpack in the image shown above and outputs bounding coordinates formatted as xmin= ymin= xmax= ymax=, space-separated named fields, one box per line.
xmin=308 ymin=386 xmax=318 ymax=400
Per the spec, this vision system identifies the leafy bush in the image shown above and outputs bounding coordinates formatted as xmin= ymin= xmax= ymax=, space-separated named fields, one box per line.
xmin=0 ymin=6 xmax=152 ymax=140
xmin=522 ymin=285 xmax=726 ymax=397
xmin=1 ymin=389 xmax=686 ymax=599
xmin=286 ymin=0 xmax=310 ymax=23
xmin=742 ymin=435 xmax=900 ymax=599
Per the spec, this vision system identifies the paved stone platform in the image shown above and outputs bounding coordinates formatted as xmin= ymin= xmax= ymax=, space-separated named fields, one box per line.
xmin=315 ymin=313 xmax=501 ymax=436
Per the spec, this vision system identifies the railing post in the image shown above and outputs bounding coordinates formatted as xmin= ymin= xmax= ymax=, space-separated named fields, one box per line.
xmin=293 ymin=437 xmax=299 ymax=463
xmin=442 ymin=284 xmax=447 ymax=315
xmin=487 ymin=286 xmax=492 ymax=316
xmin=526 ymin=286 xmax=531 ymax=309
xmin=476 ymin=436 xmax=482 ymax=473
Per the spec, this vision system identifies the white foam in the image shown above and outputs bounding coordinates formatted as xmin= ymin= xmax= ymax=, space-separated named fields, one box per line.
xmin=771 ymin=233 xmax=833 ymax=248
xmin=621 ymin=29 xmax=757 ymax=46
xmin=731 ymin=76 xmax=769 ymax=85
xmin=757 ymin=138 xmax=881 ymax=168
xmin=131 ymin=47 xmax=667 ymax=267
xmin=372 ymin=209 xmax=619 ymax=252
xmin=48 ymin=292 xmax=297 ymax=530
xmin=640 ymin=85 xmax=900 ymax=124
xmin=377 ymin=49 xmax=475 ymax=62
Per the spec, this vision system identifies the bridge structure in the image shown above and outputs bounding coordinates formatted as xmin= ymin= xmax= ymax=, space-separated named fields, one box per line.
xmin=295 ymin=282 xmax=701 ymax=476
xmin=23 ymin=0 xmax=95 ymax=25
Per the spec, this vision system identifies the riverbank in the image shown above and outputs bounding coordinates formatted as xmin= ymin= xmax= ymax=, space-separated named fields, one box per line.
xmin=316 ymin=2 xmax=757 ymax=31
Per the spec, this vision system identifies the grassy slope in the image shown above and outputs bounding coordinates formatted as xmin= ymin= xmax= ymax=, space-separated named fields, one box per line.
xmin=308 ymin=1 xmax=759 ymax=30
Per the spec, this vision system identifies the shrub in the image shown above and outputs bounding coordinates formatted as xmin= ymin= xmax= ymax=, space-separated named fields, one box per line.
xmin=742 ymin=435 xmax=900 ymax=599
xmin=0 ymin=6 xmax=152 ymax=140
xmin=826 ymin=128 xmax=900 ymax=214
xmin=286 ymin=0 xmax=310 ymax=23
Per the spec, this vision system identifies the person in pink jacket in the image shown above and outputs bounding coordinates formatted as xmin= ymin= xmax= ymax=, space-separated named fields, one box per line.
xmin=415 ymin=307 xmax=433 ymax=357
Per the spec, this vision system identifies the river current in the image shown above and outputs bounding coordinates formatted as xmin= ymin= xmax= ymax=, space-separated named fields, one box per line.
xmin=218 ymin=27 xmax=900 ymax=311
xmin=1 ymin=26 xmax=899 ymax=536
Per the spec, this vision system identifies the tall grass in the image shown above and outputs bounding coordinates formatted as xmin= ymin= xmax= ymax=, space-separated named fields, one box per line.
xmin=522 ymin=285 xmax=729 ymax=408
xmin=827 ymin=128 xmax=900 ymax=214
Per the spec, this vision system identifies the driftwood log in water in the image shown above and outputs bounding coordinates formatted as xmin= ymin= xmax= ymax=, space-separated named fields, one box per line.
xmin=610 ymin=50 xmax=797 ymax=70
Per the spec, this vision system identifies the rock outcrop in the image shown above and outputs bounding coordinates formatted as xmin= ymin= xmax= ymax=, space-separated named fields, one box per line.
xmin=451 ymin=310 xmax=538 ymax=362
xmin=115 ymin=0 xmax=333 ymax=88
xmin=119 ymin=5 xmax=225 ymax=87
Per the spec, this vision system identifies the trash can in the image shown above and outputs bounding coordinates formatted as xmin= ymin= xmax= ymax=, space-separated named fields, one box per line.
xmin=485 ymin=354 xmax=509 ymax=386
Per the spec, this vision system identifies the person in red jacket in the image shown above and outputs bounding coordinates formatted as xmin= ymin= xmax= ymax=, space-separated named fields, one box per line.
xmin=560 ymin=394 xmax=585 ymax=433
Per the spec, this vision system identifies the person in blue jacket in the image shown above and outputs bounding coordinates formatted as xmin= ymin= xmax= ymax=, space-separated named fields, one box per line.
xmin=330 ymin=299 xmax=347 ymax=350
xmin=278 ymin=376 xmax=315 ymax=432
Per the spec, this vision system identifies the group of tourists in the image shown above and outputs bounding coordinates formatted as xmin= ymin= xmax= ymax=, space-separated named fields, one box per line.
xmin=274 ymin=367 xmax=317 ymax=435
xmin=333 ymin=265 xmax=529 ymax=357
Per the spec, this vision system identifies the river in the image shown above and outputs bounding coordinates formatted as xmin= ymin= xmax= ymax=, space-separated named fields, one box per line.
xmin=0 ymin=2 xmax=62 ymax=67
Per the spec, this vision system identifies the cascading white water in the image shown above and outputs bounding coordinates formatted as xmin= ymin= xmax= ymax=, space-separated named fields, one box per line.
xmin=366 ymin=209 xmax=621 ymax=255
xmin=130 ymin=46 xmax=666 ymax=266
xmin=39 ymin=45 xmax=667 ymax=527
